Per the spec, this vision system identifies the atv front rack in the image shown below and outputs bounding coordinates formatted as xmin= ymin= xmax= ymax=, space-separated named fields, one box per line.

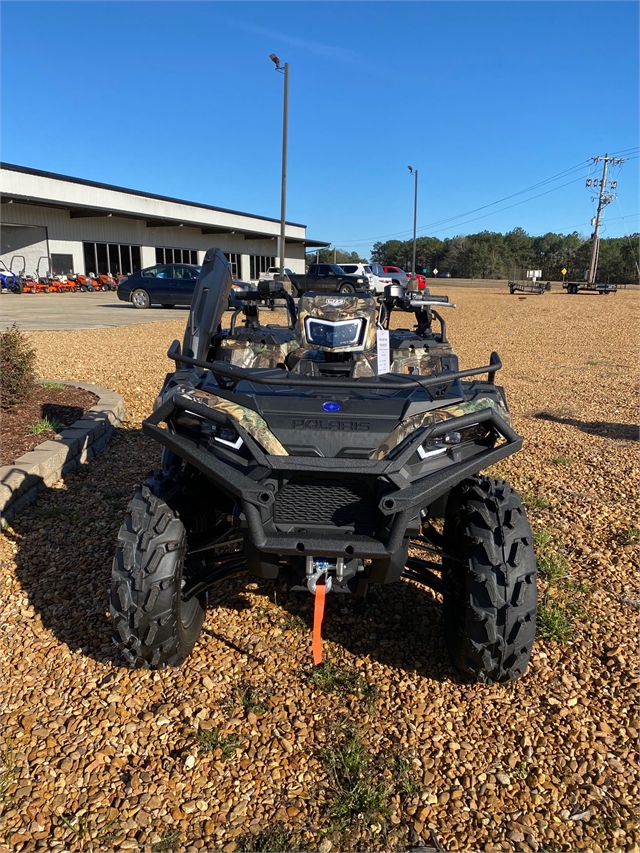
xmin=143 ymin=391 xmax=522 ymax=561
xmin=166 ymin=340 xmax=502 ymax=393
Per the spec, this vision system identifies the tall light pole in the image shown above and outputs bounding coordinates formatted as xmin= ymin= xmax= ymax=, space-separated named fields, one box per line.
xmin=408 ymin=166 xmax=418 ymax=290
xmin=269 ymin=54 xmax=289 ymax=291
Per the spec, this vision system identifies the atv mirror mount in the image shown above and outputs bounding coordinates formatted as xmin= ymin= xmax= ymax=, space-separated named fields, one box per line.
xmin=232 ymin=280 xmax=297 ymax=329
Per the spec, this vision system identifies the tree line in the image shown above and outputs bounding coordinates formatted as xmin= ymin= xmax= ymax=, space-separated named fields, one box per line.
xmin=308 ymin=230 xmax=639 ymax=283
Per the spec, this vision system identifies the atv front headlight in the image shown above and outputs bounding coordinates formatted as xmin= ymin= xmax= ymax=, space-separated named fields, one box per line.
xmin=175 ymin=410 xmax=244 ymax=452
xmin=417 ymin=424 xmax=490 ymax=459
xmin=417 ymin=435 xmax=455 ymax=460
xmin=196 ymin=418 xmax=244 ymax=450
xmin=304 ymin=317 xmax=364 ymax=349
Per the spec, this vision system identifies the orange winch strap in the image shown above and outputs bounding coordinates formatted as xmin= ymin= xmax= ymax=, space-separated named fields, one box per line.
xmin=312 ymin=583 xmax=326 ymax=666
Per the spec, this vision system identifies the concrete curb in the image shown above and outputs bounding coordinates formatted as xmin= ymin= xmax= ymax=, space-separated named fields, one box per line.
xmin=0 ymin=380 xmax=125 ymax=522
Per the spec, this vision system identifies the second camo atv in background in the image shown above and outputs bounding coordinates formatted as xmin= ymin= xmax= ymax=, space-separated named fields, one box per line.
xmin=111 ymin=248 xmax=538 ymax=683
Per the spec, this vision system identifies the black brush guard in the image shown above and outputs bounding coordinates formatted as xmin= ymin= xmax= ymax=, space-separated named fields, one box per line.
xmin=143 ymin=387 xmax=522 ymax=563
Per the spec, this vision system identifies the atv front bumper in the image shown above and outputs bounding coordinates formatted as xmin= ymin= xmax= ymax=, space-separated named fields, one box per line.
xmin=144 ymin=394 xmax=522 ymax=560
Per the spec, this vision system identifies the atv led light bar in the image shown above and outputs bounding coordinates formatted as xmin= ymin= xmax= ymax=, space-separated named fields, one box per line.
xmin=304 ymin=317 xmax=365 ymax=349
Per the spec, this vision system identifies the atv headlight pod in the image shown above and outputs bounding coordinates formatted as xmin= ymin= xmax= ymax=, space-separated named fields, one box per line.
xmin=304 ymin=316 xmax=366 ymax=349
xmin=416 ymin=424 xmax=489 ymax=460
xmin=176 ymin=409 xmax=245 ymax=452
xmin=417 ymin=430 xmax=461 ymax=460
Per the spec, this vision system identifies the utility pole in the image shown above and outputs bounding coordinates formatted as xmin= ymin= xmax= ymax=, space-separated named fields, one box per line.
xmin=333 ymin=247 xmax=336 ymax=264
xmin=269 ymin=54 xmax=289 ymax=291
xmin=408 ymin=166 xmax=418 ymax=289
xmin=586 ymin=153 xmax=626 ymax=284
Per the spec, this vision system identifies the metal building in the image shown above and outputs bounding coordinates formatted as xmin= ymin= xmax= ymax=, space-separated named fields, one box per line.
xmin=0 ymin=163 xmax=328 ymax=282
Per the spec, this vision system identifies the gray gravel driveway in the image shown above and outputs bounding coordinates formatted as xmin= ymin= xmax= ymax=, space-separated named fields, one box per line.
xmin=1 ymin=291 xmax=189 ymax=331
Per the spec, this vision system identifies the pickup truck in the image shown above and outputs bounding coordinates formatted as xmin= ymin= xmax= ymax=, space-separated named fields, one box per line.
xmin=288 ymin=263 xmax=370 ymax=296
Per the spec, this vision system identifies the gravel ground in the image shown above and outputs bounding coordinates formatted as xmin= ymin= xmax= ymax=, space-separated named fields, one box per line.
xmin=1 ymin=287 xmax=638 ymax=853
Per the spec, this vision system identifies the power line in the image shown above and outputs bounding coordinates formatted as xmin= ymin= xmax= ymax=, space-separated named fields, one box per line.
xmin=339 ymin=158 xmax=593 ymax=245
xmin=609 ymin=146 xmax=640 ymax=157
xmin=424 ymin=177 xmax=589 ymax=236
xmin=342 ymin=174 xmax=587 ymax=247
xmin=340 ymin=155 xmax=639 ymax=249
xmin=615 ymin=198 xmax=640 ymax=277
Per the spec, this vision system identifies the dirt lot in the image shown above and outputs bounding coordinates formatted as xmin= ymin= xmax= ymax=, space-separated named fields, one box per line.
xmin=1 ymin=286 xmax=638 ymax=853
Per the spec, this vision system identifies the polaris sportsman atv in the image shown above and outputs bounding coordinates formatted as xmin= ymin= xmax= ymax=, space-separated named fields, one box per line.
xmin=111 ymin=248 xmax=537 ymax=683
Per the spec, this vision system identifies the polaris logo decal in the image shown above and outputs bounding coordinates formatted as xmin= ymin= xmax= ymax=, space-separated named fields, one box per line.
xmin=325 ymin=299 xmax=346 ymax=307
xmin=292 ymin=419 xmax=370 ymax=431
xmin=323 ymin=401 xmax=341 ymax=412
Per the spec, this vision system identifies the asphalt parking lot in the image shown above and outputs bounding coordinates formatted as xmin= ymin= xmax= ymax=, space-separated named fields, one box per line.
xmin=0 ymin=290 xmax=190 ymax=331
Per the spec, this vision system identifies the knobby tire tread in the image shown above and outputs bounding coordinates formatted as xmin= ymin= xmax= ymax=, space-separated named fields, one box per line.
xmin=110 ymin=471 xmax=205 ymax=668
xmin=443 ymin=476 xmax=537 ymax=683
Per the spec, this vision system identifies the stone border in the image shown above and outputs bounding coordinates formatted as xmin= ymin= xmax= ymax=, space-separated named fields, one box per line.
xmin=0 ymin=381 xmax=125 ymax=522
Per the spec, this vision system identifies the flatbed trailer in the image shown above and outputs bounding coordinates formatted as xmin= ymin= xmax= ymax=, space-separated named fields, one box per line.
xmin=508 ymin=280 xmax=550 ymax=294
xmin=564 ymin=281 xmax=617 ymax=295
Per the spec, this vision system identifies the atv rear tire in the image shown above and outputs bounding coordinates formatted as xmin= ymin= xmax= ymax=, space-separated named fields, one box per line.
xmin=110 ymin=473 xmax=206 ymax=668
xmin=442 ymin=476 xmax=537 ymax=684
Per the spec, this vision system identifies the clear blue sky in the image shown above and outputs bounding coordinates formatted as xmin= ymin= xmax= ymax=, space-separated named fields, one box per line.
xmin=2 ymin=1 xmax=638 ymax=256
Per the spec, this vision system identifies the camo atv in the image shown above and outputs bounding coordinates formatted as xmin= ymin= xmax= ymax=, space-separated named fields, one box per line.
xmin=111 ymin=248 xmax=537 ymax=683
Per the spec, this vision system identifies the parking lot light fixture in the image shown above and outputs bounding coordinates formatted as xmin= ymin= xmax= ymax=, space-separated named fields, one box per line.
xmin=270 ymin=54 xmax=289 ymax=292
xmin=408 ymin=166 xmax=418 ymax=290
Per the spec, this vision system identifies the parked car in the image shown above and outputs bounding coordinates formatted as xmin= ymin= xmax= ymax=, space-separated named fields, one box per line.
xmin=382 ymin=265 xmax=428 ymax=291
xmin=363 ymin=263 xmax=393 ymax=295
xmin=118 ymin=263 xmax=253 ymax=308
xmin=288 ymin=263 xmax=369 ymax=296
xmin=338 ymin=263 xmax=391 ymax=295
xmin=437 ymin=271 xmax=452 ymax=278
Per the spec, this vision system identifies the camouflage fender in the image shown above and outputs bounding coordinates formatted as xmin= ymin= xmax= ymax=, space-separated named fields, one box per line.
xmin=372 ymin=397 xmax=510 ymax=460
xmin=181 ymin=388 xmax=289 ymax=456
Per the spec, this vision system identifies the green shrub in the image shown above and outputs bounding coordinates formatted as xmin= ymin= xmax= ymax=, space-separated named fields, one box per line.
xmin=0 ymin=324 xmax=37 ymax=410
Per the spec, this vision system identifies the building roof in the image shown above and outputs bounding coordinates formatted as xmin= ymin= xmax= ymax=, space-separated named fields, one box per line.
xmin=0 ymin=162 xmax=330 ymax=248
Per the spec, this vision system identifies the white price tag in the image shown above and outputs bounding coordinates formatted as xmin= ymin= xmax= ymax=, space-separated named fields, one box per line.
xmin=376 ymin=328 xmax=390 ymax=375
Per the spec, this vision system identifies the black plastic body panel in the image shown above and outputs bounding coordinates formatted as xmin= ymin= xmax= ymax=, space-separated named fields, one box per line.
xmin=143 ymin=394 xmax=522 ymax=562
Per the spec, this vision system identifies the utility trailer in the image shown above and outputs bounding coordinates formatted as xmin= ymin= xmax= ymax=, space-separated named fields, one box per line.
xmin=508 ymin=280 xmax=550 ymax=295
xmin=508 ymin=269 xmax=550 ymax=295
xmin=563 ymin=281 xmax=617 ymax=295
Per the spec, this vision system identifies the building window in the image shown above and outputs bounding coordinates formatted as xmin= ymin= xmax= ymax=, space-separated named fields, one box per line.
xmin=83 ymin=243 xmax=97 ymax=275
xmin=83 ymin=242 xmax=141 ymax=275
xmin=249 ymin=255 xmax=276 ymax=280
xmin=51 ymin=254 xmax=74 ymax=275
xmin=224 ymin=252 xmax=242 ymax=279
xmin=156 ymin=247 xmax=198 ymax=265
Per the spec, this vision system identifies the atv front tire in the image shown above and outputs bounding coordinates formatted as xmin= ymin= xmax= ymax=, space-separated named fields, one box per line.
xmin=442 ymin=476 xmax=537 ymax=683
xmin=110 ymin=473 xmax=206 ymax=668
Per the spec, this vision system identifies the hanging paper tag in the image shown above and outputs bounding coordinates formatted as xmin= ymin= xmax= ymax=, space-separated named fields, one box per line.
xmin=376 ymin=328 xmax=390 ymax=375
